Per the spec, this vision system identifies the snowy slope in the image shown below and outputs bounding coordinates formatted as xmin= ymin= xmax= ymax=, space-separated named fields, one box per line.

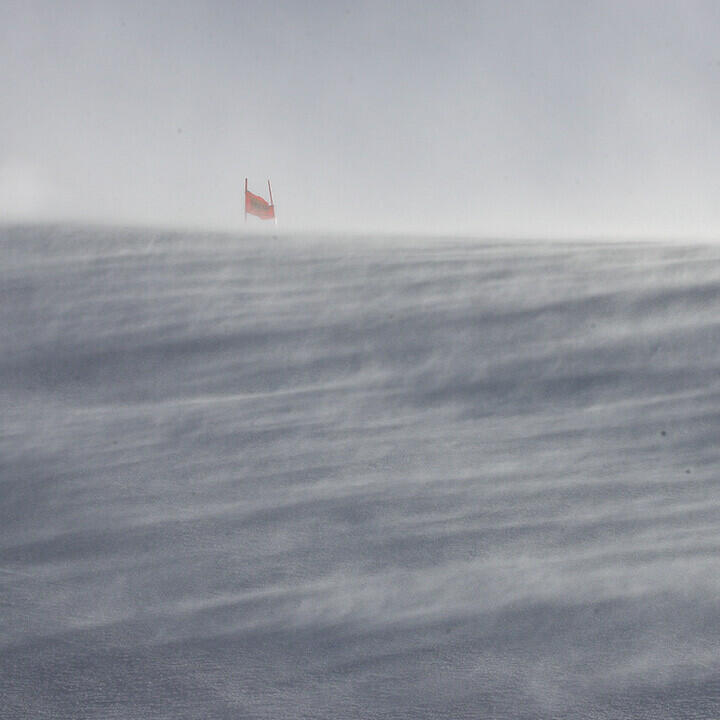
xmin=2 ymin=225 xmax=720 ymax=719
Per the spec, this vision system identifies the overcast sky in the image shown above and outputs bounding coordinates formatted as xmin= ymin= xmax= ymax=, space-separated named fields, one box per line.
xmin=3 ymin=0 xmax=720 ymax=236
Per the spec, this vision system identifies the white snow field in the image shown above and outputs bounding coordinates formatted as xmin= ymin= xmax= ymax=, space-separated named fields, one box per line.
xmin=2 ymin=225 xmax=720 ymax=719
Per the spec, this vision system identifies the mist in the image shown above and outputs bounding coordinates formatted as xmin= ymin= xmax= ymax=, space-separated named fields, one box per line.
xmin=3 ymin=0 xmax=720 ymax=236
xmin=6 ymin=6 xmax=720 ymax=715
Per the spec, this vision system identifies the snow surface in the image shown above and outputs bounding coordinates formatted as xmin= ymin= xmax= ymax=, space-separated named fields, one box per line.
xmin=2 ymin=225 xmax=720 ymax=719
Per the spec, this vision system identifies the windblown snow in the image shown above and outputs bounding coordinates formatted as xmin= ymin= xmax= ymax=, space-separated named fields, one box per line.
xmin=2 ymin=225 xmax=720 ymax=719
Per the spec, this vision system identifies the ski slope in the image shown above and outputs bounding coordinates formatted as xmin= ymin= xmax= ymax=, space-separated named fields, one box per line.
xmin=2 ymin=225 xmax=720 ymax=718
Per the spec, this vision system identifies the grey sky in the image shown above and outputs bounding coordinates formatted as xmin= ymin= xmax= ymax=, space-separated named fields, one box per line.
xmin=3 ymin=0 xmax=720 ymax=236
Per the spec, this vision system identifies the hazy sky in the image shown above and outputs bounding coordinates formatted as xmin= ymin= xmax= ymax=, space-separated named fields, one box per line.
xmin=3 ymin=0 xmax=720 ymax=236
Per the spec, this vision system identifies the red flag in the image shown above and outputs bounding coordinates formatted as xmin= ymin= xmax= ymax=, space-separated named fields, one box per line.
xmin=245 ymin=187 xmax=275 ymax=220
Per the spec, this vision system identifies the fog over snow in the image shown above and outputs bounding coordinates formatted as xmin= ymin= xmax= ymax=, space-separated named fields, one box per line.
xmin=4 ymin=3 xmax=720 ymax=719
xmin=3 ymin=0 xmax=720 ymax=236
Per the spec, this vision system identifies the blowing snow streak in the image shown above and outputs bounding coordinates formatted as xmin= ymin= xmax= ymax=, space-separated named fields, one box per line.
xmin=2 ymin=226 xmax=720 ymax=718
